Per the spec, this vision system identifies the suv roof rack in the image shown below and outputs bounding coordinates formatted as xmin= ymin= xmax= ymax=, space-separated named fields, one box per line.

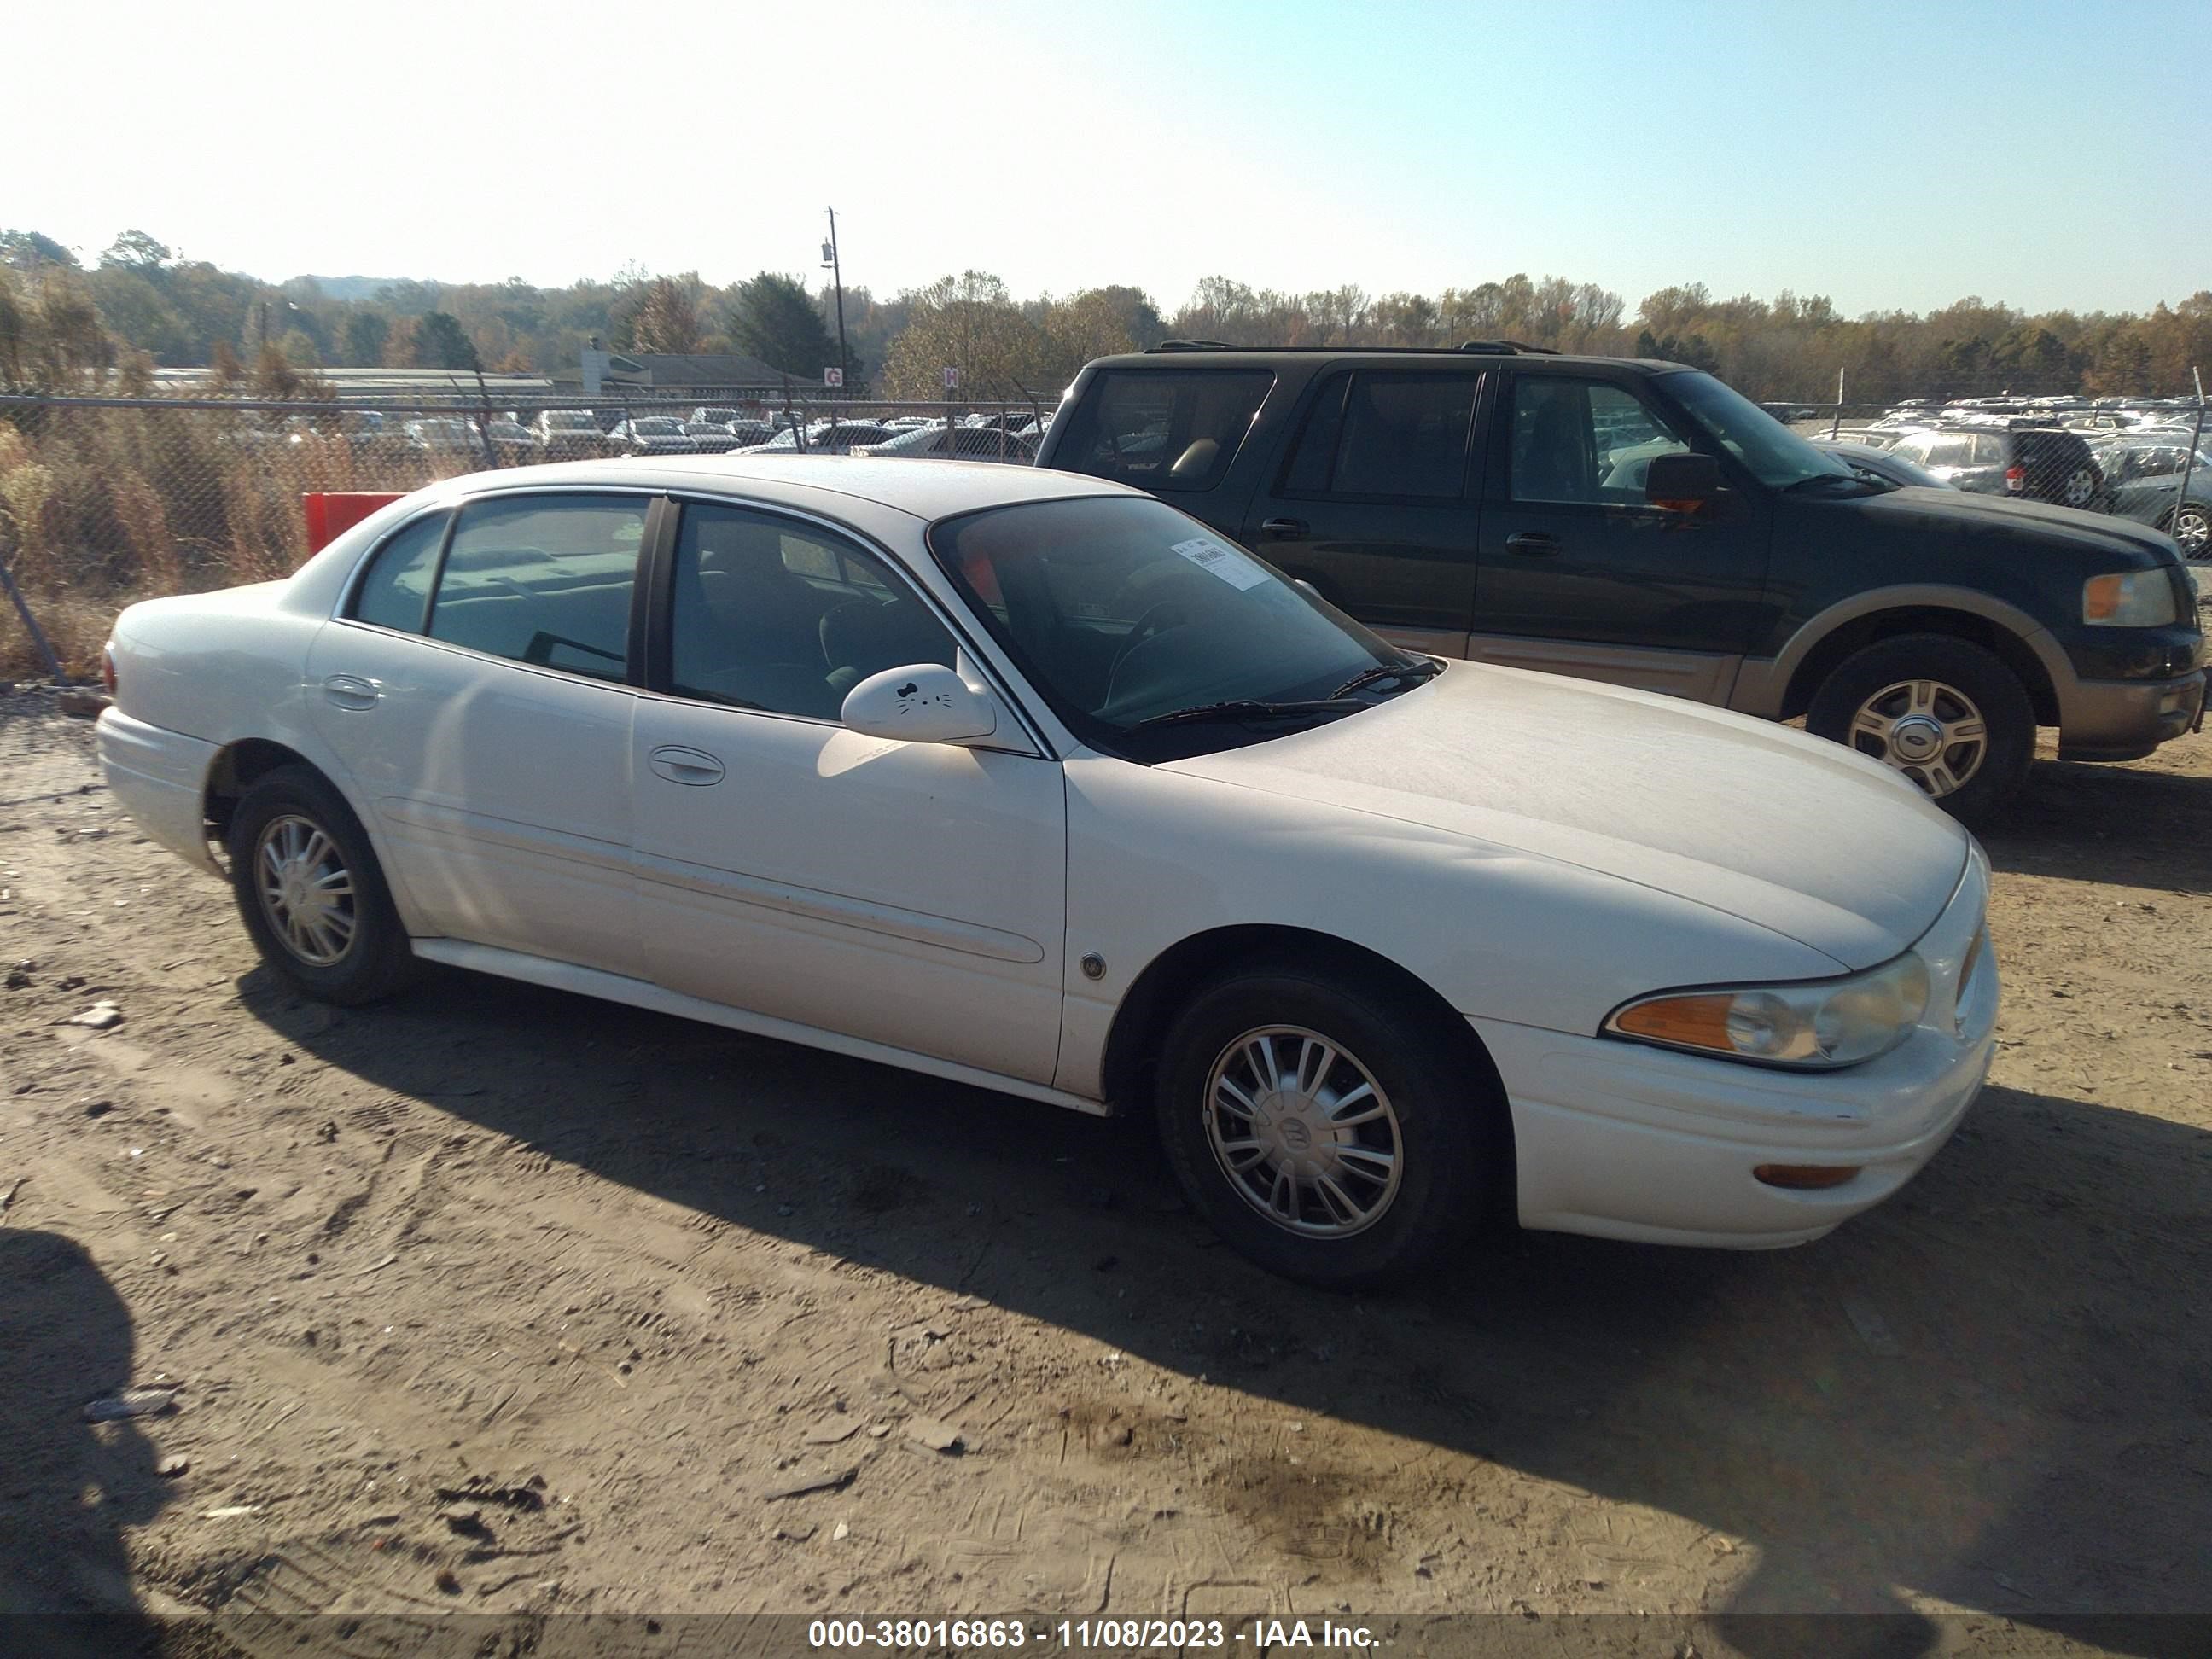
xmin=1144 ymin=339 xmax=1561 ymax=357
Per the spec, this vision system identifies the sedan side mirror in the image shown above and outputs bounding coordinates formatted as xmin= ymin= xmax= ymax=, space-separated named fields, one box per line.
xmin=1644 ymin=451 xmax=1722 ymax=509
xmin=841 ymin=662 xmax=997 ymax=745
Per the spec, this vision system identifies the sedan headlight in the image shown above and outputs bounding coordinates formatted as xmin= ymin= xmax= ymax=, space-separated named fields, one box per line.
xmin=1604 ymin=952 xmax=1930 ymax=1070
xmin=2082 ymin=571 xmax=2178 ymax=627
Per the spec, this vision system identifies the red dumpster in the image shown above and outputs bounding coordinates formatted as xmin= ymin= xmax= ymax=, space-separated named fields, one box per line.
xmin=302 ymin=492 xmax=405 ymax=556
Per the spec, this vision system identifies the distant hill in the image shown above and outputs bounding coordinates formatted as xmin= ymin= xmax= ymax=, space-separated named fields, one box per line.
xmin=290 ymin=274 xmax=418 ymax=303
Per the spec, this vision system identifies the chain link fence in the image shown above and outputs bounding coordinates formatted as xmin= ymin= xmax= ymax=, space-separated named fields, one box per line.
xmin=0 ymin=390 xmax=1053 ymax=677
xmin=1767 ymin=389 xmax=2210 ymax=562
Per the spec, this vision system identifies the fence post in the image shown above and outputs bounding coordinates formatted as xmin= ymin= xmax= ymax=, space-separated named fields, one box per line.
xmin=1830 ymin=368 xmax=1844 ymax=440
xmin=2170 ymin=364 xmax=2205 ymax=554
xmin=0 ymin=554 xmax=68 ymax=683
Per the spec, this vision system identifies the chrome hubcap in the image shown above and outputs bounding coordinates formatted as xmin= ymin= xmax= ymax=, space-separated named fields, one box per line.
xmin=255 ymin=814 xmax=356 ymax=967
xmin=2176 ymin=508 xmax=2209 ymax=557
xmin=1203 ymin=1025 xmax=1403 ymax=1237
xmin=1848 ymin=679 xmax=1988 ymax=799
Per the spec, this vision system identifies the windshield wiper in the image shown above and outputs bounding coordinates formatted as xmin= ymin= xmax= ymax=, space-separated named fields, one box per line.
xmin=1127 ymin=697 xmax=1364 ymax=732
xmin=1332 ymin=657 xmax=1444 ymax=698
xmin=1784 ymin=470 xmax=1879 ymax=492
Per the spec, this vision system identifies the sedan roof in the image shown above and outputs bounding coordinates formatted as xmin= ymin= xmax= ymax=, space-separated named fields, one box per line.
xmin=422 ymin=452 xmax=1138 ymax=522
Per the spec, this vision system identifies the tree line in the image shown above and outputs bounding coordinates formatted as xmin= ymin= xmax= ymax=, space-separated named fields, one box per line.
xmin=3 ymin=228 xmax=2207 ymax=405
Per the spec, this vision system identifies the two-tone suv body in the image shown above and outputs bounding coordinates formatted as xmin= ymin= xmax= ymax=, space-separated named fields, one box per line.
xmin=1037 ymin=344 xmax=2206 ymax=822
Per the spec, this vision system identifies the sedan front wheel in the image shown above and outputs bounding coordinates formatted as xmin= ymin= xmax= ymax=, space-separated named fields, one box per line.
xmin=1155 ymin=959 xmax=1502 ymax=1288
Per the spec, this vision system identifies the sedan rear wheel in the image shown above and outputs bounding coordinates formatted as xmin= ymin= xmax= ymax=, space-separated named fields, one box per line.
xmin=227 ymin=765 xmax=416 ymax=1005
xmin=1156 ymin=959 xmax=1502 ymax=1288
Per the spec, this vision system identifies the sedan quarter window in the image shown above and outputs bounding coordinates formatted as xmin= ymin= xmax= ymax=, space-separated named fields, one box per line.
xmin=425 ymin=494 xmax=648 ymax=680
xmin=350 ymin=511 xmax=449 ymax=633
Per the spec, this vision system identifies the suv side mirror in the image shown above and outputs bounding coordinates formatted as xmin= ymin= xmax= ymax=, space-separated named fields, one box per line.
xmin=841 ymin=663 xmax=997 ymax=745
xmin=1645 ymin=451 xmax=1721 ymax=508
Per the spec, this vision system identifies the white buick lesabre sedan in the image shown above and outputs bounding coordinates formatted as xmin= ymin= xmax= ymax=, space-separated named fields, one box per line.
xmin=97 ymin=457 xmax=1997 ymax=1284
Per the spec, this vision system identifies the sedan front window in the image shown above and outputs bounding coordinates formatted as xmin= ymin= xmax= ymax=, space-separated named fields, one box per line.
xmin=930 ymin=495 xmax=1423 ymax=759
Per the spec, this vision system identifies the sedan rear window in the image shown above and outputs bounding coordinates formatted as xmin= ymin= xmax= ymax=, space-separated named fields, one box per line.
xmin=426 ymin=494 xmax=648 ymax=680
xmin=1051 ymin=370 xmax=1272 ymax=493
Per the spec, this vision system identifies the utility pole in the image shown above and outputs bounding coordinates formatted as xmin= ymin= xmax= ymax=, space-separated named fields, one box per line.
xmin=822 ymin=207 xmax=850 ymax=399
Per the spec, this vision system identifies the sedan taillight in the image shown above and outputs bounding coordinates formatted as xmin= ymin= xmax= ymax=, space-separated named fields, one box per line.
xmin=101 ymin=642 xmax=119 ymax=697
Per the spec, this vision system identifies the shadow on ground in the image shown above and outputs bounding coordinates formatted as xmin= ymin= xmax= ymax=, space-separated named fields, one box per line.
xmin=1982 ymin=755 xmax=2212 ymax=893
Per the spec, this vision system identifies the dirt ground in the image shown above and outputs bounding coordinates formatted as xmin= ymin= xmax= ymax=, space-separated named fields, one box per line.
xmin=0 ymin=687 xmax=2207 ymax=1658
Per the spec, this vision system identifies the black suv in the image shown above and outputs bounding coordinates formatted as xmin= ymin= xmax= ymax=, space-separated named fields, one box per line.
xmin=1037 ymin=344 xmax=2205 ymax=822
xmin=1881 ymin=420 xmax=2111 ymax=509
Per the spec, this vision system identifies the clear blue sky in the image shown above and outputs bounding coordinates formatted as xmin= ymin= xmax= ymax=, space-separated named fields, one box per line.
xmin=16 ymin=0 xmax=2209 ymax=318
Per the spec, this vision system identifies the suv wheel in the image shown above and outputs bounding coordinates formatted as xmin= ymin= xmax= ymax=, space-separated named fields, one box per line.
xmin=226 ymin=765 xmax=416 ymax=1005
xmin=1807 ymin=635 xmax=2035 ymax=826
xmin=1154 ymin=958 xmax=1501 ymax=1289
xmin=2058 ymin=465 xmax=2100 ymax=509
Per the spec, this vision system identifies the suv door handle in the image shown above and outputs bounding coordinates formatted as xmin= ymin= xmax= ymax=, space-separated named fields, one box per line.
xmin=321 ymin=674 xmax=381 ymax=709
xmin=649 ymin=745 xmax=725 ymax=787
xmin=1259 ymin=517 xmax=1307 ymax=538
xmin=1504 ymin=532 xmax=1561 ymax=556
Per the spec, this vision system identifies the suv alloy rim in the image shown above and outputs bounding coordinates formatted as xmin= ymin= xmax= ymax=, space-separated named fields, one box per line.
xmin=255 ymin=813 xmax=357 ymax=967
xmin=2061 ymin=467 xmax=2098 ymax=508
xmin=1848 ymin=679 xmax=1988 ymax=798
xmin=1203 ymin=1025 xmax=1403 ymax=1237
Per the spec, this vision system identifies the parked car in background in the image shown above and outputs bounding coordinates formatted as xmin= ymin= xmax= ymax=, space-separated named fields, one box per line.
xmin=609 ymin=416 xmax=702 ymax=456
xmin=1812 ymin=439 xmax=1956 ymax=491
xmin=2093 ymin=435 xmax=2212 ymax=557
xmin=683 ymin=422 xmax=750 ymax=454
xmin=725 ymin=420 xmax=778 ymax=448
xmin=856 ymin=423 xmax=1037 ymax=463
xmin=486 ymin=420 xmax=539 ymax=464
xmin=690 ymin=406 xmax=743 ymax=427
xmin=533 ymin=410 xmax=620 ymax=460
xmin=736 ymin=421 xmax=899 ymax=456
xmin=1882 ymin=422 xmax=2110 ymax=509
xmin=402 ymin=418 xmax=480 ymax=459
xmin=1039 ymin=344 xmax=2204 ymax=823
xmin=96 ymin=455 xmax=2000 ymax=1286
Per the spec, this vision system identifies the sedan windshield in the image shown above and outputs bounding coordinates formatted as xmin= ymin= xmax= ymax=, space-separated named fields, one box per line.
xmin=1667 ymin=371 xmax=1857 ymax=490
xmin=930 ymin=495 xmax=1428 ymax=760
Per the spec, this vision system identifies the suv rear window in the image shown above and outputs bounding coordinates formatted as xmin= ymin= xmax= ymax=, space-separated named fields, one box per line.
xmin=1051 ymin=370 xmax=1272 ymax=493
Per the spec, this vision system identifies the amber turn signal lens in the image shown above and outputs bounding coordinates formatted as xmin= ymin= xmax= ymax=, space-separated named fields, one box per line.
xmin=1753 ymin=1164 xmax=1862 ymax=1190
xmin=1610 ymin=993 xmax=1736 ymax=1050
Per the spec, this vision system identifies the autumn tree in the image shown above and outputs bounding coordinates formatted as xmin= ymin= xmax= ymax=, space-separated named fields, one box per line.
xmin=340 ymin=310 xmax=389 ymax=367
xmin=631 ymin=276 xmax=707 ymax=356
xmin=879 ymin=272 xmax=1048 ymax=399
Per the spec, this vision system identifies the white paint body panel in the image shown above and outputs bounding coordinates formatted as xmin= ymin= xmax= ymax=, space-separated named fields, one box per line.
xmin=97 ymin=455 xmax=1994 ymax=1253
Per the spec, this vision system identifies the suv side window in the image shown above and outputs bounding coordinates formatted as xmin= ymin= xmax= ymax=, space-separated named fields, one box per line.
xmin=668 ymin=502 xmax=954 ymax=720
xmin=1053 ymin=370 xmax=1272 ymax=493
xmin=349 ymin=511 xmax=449 ymax=632
xmin=425 ymin=494 xmax=649 ymax=681
xmin=1509 ymin=378 xmax=1690 ymax=505
xmin=1280 ymin=371 xmax=1479 ymax=500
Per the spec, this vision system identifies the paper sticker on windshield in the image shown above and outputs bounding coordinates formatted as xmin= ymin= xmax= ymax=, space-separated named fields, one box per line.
xmin=1171 ymin=537 xmax=1270 ymax=591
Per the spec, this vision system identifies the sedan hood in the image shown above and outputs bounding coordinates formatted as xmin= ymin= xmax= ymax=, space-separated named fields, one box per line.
xmin=1161 ymin=664 xmax=1969 ymax=970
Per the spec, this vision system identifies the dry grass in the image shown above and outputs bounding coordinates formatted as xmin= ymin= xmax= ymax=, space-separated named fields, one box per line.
xmin=0 ymin=405 xmax=474 ymax=679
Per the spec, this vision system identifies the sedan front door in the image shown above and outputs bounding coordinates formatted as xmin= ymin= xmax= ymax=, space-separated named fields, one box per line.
xmin=630 ymin=499 xmax=1067 ymax=1084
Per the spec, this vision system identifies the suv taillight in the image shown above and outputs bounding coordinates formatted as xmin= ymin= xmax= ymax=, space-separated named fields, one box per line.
xmin=101 ymin=643 xmax=118 ymax=697
xmin=2004 ymin=464 xmax=2025 ymax=493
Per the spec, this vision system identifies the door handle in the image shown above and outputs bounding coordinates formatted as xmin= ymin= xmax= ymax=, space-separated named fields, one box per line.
xmin=1504 ymin=532 xmax=1561 ymax=556
xmin=1259 ymin=517 xmax=1308 ymax=538
xmin=321 ymin=673 xmax=381 ymax=709
xmin=649 ymin=745 xmax=725 ymax=787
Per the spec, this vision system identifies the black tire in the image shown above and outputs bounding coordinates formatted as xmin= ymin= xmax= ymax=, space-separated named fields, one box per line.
xmin=1154 ymin=958 xmax=1504 ymax=1289
xmin=1806 ymin=633 xmax=2035 ymax=828
xmin=226 ymin=765 xmax=416 ymax=1005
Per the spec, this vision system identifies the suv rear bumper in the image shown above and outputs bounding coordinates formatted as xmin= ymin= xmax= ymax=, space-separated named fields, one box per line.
xmin=2057 ymin=669 xmax=2205 ymax=761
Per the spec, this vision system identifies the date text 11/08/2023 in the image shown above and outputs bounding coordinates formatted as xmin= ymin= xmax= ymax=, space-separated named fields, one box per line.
xmin=806 ymin=1618 xmax=1380 ymax=1650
